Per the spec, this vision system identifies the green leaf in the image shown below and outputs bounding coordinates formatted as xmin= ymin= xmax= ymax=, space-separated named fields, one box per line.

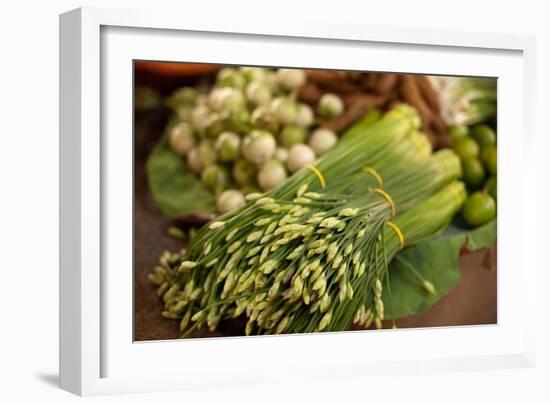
xmin=464 ymin=219 xmax=497 ymax=251
xmin=382 ymin=218 xmax=496 ymax=318
xmin=146 ymin=136 xmax=215 ymax=217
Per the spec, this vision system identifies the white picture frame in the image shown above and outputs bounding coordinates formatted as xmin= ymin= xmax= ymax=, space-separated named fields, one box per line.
xmin=59 ymin=6 xmax=537 ymax=396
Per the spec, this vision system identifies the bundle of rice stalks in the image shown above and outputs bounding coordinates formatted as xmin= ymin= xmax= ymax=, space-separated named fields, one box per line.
xmin=148 ymin=105 xmax=466 ymax=336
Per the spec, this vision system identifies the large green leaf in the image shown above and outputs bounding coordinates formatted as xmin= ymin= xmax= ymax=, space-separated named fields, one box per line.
xmin=438 ymin=219 xmax=497 ymax=251
xmin=146 ymin=136 xmax=215 ymax=217
xmin=382 ymin=219 xmax=496 ymax=318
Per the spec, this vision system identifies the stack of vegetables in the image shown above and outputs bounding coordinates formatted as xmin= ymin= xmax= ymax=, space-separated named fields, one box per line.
xmin=148 ymin=105 xmax=469 ymax=336
xmin=162 ymin=66 xmax=349 ymax=214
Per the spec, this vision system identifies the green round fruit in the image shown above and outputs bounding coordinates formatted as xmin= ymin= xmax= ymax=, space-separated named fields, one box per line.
xmin=232 ymin=159 xmax=257 ymax=186
xmin=318 ymin=93 xmax=344 ymax=118
xmin=462 ymin=192 xmax=496 ymax=227
xmin=280 ymin=125 xmax=306 ymax=147
xmin=241 ymin=67 xmax=267 ymax=83
xmin=201 ymin=164 xmax=231 ymax=192
xmin=245 ymin=81 xmax=272 ymax=106
xmin=480 ymin=146 xmax=497 ymax=176
xmin=250 ymin=105 xmax=280 ymax=133
xmin=484 ymin=177 xmax=497 ymax=201
xmin=198 ymin=140 xmax=217 ymax=166
xmin=219 ymin=90 xmax=246 ymax=112
xmin=257 ymin=159 xmax=288 ymax=191
xmin=471 ymin=124 xmax=496 ymax=147
xmin=273 ymin=98 xmax=298 ymax=125
xmin=226 ymin=109 xmax=251 ymax=134
xmin=462 ymin=158 xmax=485 ymax=188
xmin=453 ymin=137 xmax=480 ymax=160
xmin=448 ymin=125 xmax=469 ymax=141
xmin=205 ymin=113 xmax=225 ymax=138
xmin=216 ymin=189 xmax=246 ymax=214
xmin=216 ymin=68 xmax=246 ymax=89
xmin=215 ymin=132 xmax=241 ymax=162
xmin=167 ymin=87 xmax=198 ymax=109
xmin=242 ymin=130 xmax=276 ymax=165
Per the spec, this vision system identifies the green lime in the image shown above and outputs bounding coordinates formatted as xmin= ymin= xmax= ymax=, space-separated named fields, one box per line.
xmin=453 ymin=137 xmax=480 ymax=160
xmin=480 ymin=146 xmax=497 ymax=176
xmin=462 ymin=192 xmax=496 ymax=227
xmin=471 ymin=124 xmax=496 ymax=147
xmin=448 ymin=125 xmax=469 ymax=141
xmin=462 ymin=158 xmax=485 ymax=188
xmin=484 ymin=177 xmax=497 ymax=201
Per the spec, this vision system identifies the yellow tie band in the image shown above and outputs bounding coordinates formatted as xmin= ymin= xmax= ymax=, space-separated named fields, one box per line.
xmin=373 ymin=188 xmax=396 ymax=217
xmin=387 ymin=221 xmax=404 ymax=250
xmin=362 ymin=166 xmax=383 ymax=187
xmin=306 ymin=164 xmax=326 ymax=189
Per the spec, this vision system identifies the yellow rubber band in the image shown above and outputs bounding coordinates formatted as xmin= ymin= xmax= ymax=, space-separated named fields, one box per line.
xmin=362 ymin=166 xmax=383 ymax=187
xmin=306 ymin=164 xmax=326 ymax=188
xmin=387 ymin=221 xmax=404 ymax=250
xmin=373 ymin=188 xmax=396 ymax=217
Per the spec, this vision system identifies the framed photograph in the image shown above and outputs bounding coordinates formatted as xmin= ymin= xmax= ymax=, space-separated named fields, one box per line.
xmin=60 ymin=6 xmax=536 ymax=396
